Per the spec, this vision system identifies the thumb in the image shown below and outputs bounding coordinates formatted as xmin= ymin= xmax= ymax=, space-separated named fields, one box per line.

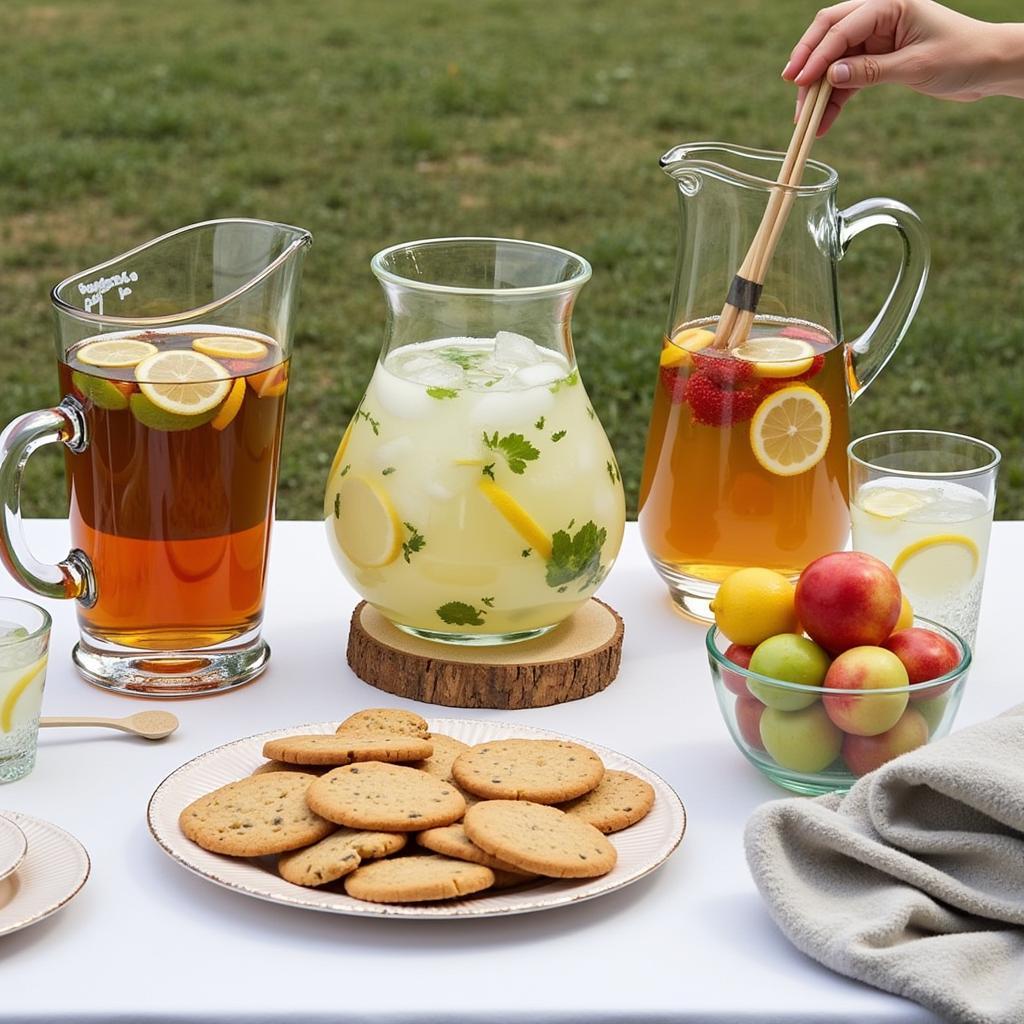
xmin=828 ymin=51 xmax=911 ymax=89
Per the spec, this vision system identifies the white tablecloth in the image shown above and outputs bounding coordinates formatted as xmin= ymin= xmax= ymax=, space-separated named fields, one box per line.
xmin=1 ymin=519 xmax=1016 ymax=1023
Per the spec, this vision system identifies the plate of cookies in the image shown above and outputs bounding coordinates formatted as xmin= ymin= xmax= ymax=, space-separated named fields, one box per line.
xmin=147 ymin=708 xmax=686 ymax=919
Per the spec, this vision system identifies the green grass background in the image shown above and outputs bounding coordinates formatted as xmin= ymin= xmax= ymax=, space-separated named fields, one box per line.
xmin=1 ymin=0 xmax=1021 ymax=519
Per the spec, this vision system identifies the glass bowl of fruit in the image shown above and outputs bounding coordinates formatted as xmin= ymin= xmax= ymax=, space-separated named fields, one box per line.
xmin=706 ymin=554 xmax=971 ymax=796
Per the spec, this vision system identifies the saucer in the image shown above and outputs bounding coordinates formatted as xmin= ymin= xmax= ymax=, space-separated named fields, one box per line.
xmin=0 ymin=814 xmax=27 ymax=883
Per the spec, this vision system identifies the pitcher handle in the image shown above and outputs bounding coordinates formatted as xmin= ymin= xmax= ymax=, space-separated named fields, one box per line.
xmin=838 ymin=198 xmax=929 ymax=404
xmin=0 ymin=398 xmax=95 ymax=605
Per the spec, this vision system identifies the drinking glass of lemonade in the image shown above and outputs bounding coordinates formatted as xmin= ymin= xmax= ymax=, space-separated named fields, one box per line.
xmin=849 ymin=431 xmax=1000 ymax=649
xmin=0 ymin=598 xmax=50 ymax=783
xmin=325 ymin=238 xmax=626 ymax=644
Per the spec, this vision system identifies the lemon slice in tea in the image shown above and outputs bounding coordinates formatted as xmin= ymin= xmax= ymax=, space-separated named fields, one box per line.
xmin=77 ymin=338 xmax=158 ymax=368
xmin=193 ymin=335 xmax=268 ymax=360
xmin=210 ymin=378 xmax=247 ymax=431
xmin=135 ymin=351 xmax=231 ymax=416
xmin=477 ymin=479 xmax=552 ymax=559
xmin=660 ymin=327 xmax=715 ymax=369
xmin=733 ymin=337 xmax=815 ymax=378
xmin=333 ymin=476 xmax=403 ymax=568
xmin=750 ymin=385 xmax=831 ymax=477
xmin=892 ymin=533 xmax=980 ymax=596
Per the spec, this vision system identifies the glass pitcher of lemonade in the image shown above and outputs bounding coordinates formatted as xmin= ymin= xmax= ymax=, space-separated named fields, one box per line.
xmin=325 ymin=238 xmax=625 ymax=644
xmin=639 ymin=143 xmax=930 ymax=620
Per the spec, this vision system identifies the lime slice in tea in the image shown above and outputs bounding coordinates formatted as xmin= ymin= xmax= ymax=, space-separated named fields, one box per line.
xmin=71 ymin=370 xmax=131 ymax=411
xmin=332 ymin=476 xmax=403 ymax=568
xmin=135 ymin=351 xmax=231 ymax=416
xmin=193 ymin=336 xmax=269 ymax=360
xmin=733 ymin=337 xmax=815 ymax=378
xmin=77 ymin=338 xmax=158 ymax=368
xmin=129 ymin=393 xmax=218 ymax=431
xmin=477 ymin=478 xmax=552 ymax=559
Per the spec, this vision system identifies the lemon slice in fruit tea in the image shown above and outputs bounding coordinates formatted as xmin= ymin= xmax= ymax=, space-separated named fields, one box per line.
xmin=192 ymin=335 xmax=269 ymax=360
xmin=659 ymin=327 xmax=715 ymax=369
xmin=477 ymin=479 xmax=552 ymax=560
xmin=891 ymin=533 xmax=980 ymax=597
xmin=333 ymin=476 xmax=403 ymax=568
xmin=858 ymin=486 xmax=929 ymax=520
xmin=135 ymin=351 xmax=231 ymax=416
xmin=750 ymin=385 xmax=831 ymax=477
xmin=77 ymin=338 xmax=158 ymax=368
xmin=733 ymin=337 xmax=815 ymax=378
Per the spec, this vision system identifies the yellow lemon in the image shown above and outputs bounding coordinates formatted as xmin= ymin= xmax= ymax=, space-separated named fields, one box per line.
xmin=733 ymin=337 xmax=815 ymax=378
xmin=894 ymin=594 xmax=914 ymax=632
xmin=859 ymin=487 xmax=928 ymax=520
xmin=332 ymin=476 xmax=402 ymax=568
xmin=477 ymin=479 xmax=552 ymax=560
xmin=709 ymin=567 xmax=798 ymax=647
xmin=192 ymin=335 xmax=268 ymax=360
xmin=135 ymin=350 xmax=231 ymax=416
xmin=891 ymin=534 xmax=979 ymax=598
xmin=1 ymin=656 xmax=47 ymax=733
xmin=750 ymin=385 xmax=831 ymax=477
xmin=210 ymin=377 xmax=247 ymax=431
xmin=77 ymin=338 xmax=158 ymax=368
xmin=660 ymin=327 xmax=715 ymax=368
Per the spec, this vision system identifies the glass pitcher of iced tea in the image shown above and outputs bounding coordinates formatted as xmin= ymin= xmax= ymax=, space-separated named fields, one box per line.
xmin=0 ymin=219 xmax=311 ymax=695
xmin=324 ymin=237 xmax=626 ymax=644
xmin=639 ymin=143 xmax=929 ymax=620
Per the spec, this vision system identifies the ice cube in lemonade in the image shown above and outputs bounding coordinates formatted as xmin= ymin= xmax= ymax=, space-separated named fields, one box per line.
xmin=851 ymin=477 xmax=992 ymax=647
xmin=325 ymin=337 xmax=626 ymax=642
xmin=60 ymin=326 xmax=289 ymax=651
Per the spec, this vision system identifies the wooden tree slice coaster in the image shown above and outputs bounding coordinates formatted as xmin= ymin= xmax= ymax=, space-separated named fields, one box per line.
xmin=346 ymin=599 xmax=624 ymax=710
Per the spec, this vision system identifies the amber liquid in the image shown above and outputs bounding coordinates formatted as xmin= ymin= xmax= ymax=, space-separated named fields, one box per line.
xmin=638 ymin=321 xmax=850 ymax=583
xmin=59 ymin=330 xmax=288 ymax=651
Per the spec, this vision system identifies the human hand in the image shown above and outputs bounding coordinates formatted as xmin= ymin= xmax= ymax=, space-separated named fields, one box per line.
xmin=782 ymin=0 xmax=1024 ymax=134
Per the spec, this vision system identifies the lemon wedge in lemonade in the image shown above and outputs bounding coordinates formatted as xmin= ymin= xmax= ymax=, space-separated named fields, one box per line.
xmin=1 ymin=656 xmax=46 ymax=733
xmin=193 ymin=335 xmax=268 ymax=360
xmin=77 ymin=338 xmax=158 ymax=368
xmin=859 ymin=487 xmax=928 ymax=520
xmin=135 ymin=351 xmax=231 ymax=416
xmin=750 ymin=385 xmax=831 ymax=477
xmin=478 ymin=479 xmax=552 ymax=559
xmin=333 ymin=476 xmax=403 ymax=568
xmin=660 ymin=327 xmax=715 ymax=369
xmin=892 ymin=534 xmax=980 ymax=596
xmin=733 ymin=337 xmax=815 ymax=378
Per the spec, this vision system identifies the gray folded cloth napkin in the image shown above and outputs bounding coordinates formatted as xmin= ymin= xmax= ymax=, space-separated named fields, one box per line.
xmin=745 ymin=703 xmax=1024 ymax=1024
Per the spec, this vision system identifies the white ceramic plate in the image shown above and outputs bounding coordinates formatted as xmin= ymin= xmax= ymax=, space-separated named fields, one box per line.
xmin=0 ymin=812 xmax=89 ymax=937
xmin=147 ymin=718 xmax=687 ymax=919
xmin=0 ymin=814 xmax=27 ymax=883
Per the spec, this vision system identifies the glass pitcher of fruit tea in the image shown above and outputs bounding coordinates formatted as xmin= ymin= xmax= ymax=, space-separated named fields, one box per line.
xmin=0 ymin=219 xmax=311 ymax=696
xmin=639 ymin=142 xmax=929 ymax=621
xmin=325 ymin=237 xmax=626 ymax=645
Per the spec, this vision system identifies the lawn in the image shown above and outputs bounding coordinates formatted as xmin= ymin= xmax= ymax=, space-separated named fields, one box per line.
xmin=1 ymin=0 xmax=1021 ymax=519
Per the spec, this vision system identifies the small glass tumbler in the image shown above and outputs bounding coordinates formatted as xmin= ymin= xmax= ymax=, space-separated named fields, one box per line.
xmin=849 ymin=430 xmax=1000 ymax=649
xmin=0 ymin=598 xmax=50 ymax=783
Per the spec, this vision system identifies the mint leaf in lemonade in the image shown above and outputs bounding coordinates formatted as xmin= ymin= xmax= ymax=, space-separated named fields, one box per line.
xmin=325 ymin=333 xmax=626 ymax=643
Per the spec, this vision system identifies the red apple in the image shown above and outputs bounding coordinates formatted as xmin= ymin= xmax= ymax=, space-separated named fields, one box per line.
xmin=882 ymin=628 xmax=961 ymax=701
xmin=842 ymin=708 xmax=929 ymax=776
xmin=822 ymin=646 xmax=909 ymax=736
xmin=722 ymin=643 xmax=756 ymax=696
xmin=795 ymin=552 xmax=902 ymax=654
xmin=735 ymin=694 xmax=766 ymax=751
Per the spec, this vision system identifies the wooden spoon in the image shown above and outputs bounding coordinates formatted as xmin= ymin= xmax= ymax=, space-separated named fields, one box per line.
xmin=40 ymin=710 xmax=179 ymax=740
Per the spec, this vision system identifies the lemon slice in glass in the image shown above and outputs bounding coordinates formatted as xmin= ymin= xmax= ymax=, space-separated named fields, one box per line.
xmin=750 ymin=385 xmax=831 ymax=477
xmin=858 ymin=486 xmax=929 ymax=520
xmin=77 ymin=338 xmax=158 ymax=368
xmin=660 ymin=327 xmax=715 ymax=369
xmin=333 ymin=476 xmax=403 ymax=568
xmin=135 ymin=351 xmax=231 ymax=416
xmin=1 ymin=656 xmax=47 ymax=733
xmin=733 ymin=337 xmax=815 ymax=378
xmin=193 ymin=335 xmax=269 ymax=360
xmin=478 ymin=479 xmax=552 ymax=559
xmin=891 ymin=534 xmax=980 ymax=596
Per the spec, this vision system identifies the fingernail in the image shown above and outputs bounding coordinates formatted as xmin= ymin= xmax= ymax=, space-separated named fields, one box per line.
xmin=781 ymin=60 xmax=794 ymax=79
xmin=831 ymin=62 xmax=851 ymax=84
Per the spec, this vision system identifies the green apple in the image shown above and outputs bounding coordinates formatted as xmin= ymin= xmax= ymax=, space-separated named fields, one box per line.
xmin=747 ymin=633 xmax=830 ymax=710
xmin=760 ymin=704 xmax=843 ymax=773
